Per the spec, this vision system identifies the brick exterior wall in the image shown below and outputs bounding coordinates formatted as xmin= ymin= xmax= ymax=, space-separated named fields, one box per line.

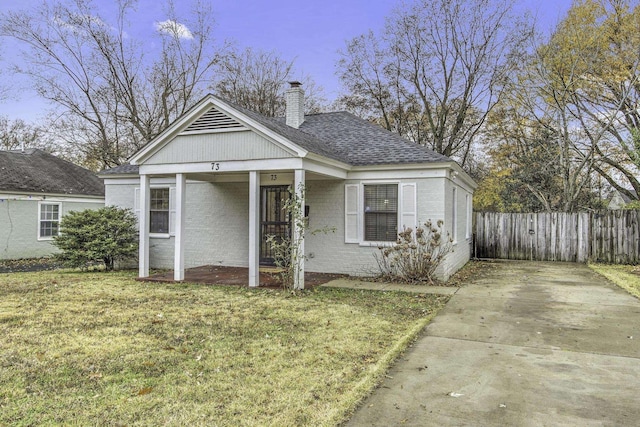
xmin=441 ymin=178 xmax=473 ymax=280
xmin=285 ymin=86 xmax=305 ymax=128
xmin=106 ymin=176 xmax=472 ymax=281
xmin=305 ymin=178 xmax=469 ymax=280
xmin=107 ymin=180 xmax=249 ymax=269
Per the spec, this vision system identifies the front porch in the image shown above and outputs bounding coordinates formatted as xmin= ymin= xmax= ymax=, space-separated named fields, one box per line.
xmin=138 ymin=265 xmax=345 ymax=288
xmin=136 ymin=159 xmax=347 ymax=290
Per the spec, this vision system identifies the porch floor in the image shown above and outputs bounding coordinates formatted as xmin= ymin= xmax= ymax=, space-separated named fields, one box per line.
xmin=138 ymin=265 xmax=346 ymax=289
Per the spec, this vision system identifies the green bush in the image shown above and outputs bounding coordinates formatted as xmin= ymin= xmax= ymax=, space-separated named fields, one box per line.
xmin=53 ymin=206 xmax=138 ymax=271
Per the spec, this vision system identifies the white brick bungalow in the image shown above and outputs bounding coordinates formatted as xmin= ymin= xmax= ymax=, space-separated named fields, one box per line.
xmin=100 ymin=83 xmax=476 ymax=289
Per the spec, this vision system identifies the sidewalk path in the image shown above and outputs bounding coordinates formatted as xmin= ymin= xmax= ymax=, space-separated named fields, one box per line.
xmin=346 ymin=261 xmax=640 ymax=426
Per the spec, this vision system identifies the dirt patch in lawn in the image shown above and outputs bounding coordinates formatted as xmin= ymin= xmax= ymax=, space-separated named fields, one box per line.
xmin=0 ymin=258 xmax=63 ymax=274
xmin=140 ymin=265 xmax=346 ymax=288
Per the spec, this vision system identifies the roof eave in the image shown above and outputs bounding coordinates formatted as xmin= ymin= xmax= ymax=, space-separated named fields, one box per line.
xmin=351 ymin=161 xmax=478 ymax=189
xmin=0 ymin=190 xmax=105 ymax=199
xmin=350 ymin=161 xmax=453 ymax=171
xmin=97 ymin=172 xmax=138 ymax=179
xmin=304 ymin=152 xmax=351 ymax=170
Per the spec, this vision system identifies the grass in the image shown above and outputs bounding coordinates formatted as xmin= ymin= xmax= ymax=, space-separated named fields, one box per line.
xmin=589 ymin=263 xmax=640 ymax=299
xmin=0 ymin=269 xmax=449 ymax=426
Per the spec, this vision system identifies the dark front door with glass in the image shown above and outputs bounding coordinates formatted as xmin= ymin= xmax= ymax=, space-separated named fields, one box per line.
xmin=260 ymin=186 xmax=291 ymax=265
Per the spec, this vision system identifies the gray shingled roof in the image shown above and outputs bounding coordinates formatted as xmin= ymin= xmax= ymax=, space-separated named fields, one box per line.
xmin=100 ymin=163 xmax=140 ymax=175
xmin=101 ymin=95 xmax=452 ymax=175
xmin=226 ymin=98 xmax=450 ymax=165
xmin=296 ymin=112 xmax=450 ymax=166
xmin=0 ymin=149 xmax=104 ymax=196
xmin=222 ymin=99 xmax=350 ymax=163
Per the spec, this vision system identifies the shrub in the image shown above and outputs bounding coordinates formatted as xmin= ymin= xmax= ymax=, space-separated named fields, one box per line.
xmin=374 ymin=219 xmax=453 ymax=284
xmin=53 ymin=206 xmax=138 ymax=271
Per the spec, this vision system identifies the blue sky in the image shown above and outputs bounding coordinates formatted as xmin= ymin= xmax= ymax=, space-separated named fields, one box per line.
xmin=0 ymin=0 xmax=573 ymax=122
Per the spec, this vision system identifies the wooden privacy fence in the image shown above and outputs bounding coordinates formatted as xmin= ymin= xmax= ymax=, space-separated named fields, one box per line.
xmin=474 ymin=211 xmax=640 ymax=264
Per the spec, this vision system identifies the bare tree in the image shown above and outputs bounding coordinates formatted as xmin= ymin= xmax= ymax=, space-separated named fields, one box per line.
xmin=0 ymin=116 xmax=44 ymax=151
xmin=212 ymin=47 xmax=328 ymax=117
xmin=0 ymin=0 xmax=223 ymax=169
xmin=337 ymin=0 xmax=531 ymax=167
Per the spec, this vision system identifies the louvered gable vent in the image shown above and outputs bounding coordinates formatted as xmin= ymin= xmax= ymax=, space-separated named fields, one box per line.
xmin=181 ymin=107 xmax=245 ymax=133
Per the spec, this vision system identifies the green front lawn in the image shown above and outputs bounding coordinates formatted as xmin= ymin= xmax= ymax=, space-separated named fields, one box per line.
xmin=589 ymin=263 xmax=640 ymax=299
xmin=0 ymin=270 xmax=448 ymax=426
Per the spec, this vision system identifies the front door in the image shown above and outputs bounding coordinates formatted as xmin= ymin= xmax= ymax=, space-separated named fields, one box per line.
xmin=260 ymin=186 xmax=291 ymax=265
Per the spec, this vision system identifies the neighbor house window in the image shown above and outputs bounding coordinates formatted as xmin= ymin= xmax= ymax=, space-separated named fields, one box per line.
xmin=38 ymin=202 xmax=61 ymax=239
xmin=150 ymin=188 xmax=170 ymax=234
xmin=364 ymin=184 xmax=398 ymax=241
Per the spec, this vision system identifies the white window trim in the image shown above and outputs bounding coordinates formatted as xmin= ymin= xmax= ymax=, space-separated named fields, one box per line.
xmin=135 ymin=186 xmax=175 ymax=239
xmin=37 ymin=201 xmax=62 ymax=241
xmin=360 ymin=181 xmax=401 ymax=246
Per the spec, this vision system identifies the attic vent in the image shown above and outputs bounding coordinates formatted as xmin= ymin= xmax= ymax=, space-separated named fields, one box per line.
xmin=181 ymin=107 xmax=245 ymax=133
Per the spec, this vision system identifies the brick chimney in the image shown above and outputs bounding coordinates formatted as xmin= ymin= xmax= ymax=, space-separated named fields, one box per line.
xmin=285 ymin=81 xmax=304 ymax=128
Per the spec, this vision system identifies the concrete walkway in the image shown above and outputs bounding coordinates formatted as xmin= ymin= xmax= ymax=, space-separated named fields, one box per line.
xmin=346 ymin=261 xmax=640 ymax=426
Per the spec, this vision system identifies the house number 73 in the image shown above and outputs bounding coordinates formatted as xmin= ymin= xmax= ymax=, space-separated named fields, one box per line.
xmin=211 ymin=162 xmax=220 ymax=170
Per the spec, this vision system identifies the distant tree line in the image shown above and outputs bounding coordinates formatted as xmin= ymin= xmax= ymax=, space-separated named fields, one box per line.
xmin=1 ymin=0 xmax=639 ymax=212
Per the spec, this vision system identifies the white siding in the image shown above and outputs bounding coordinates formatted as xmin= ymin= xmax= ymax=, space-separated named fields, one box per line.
xmin=0 ymin=198 xmax=103 ymax=260
xmin=145 ymin=131 xmax=294 ymax=165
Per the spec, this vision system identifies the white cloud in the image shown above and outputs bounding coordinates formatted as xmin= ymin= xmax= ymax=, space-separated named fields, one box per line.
xmin=154 ymin=20 xmax=193 ymax=40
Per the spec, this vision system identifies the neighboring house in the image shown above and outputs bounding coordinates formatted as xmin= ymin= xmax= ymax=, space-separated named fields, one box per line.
xmin=608 ymin=189 xmax=638 ymax=209
xmin=0 ymin=148 xmax=105 ymax=260
xmin=100 ymin=82 xmax=477 ymax=289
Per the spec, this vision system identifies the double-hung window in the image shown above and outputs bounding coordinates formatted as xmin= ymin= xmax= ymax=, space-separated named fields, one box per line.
xmin=345 ymin=182 xmax=416 ymax=244
xmin=38 ymin=202 xmax=61 ymax=239
xmin=150 ymin=188 xmax=170 ymax=234
xmin=135 ymin=186 xmax=175 ymax=236
xmin=364 ymin=184 xmax=398 ymax=242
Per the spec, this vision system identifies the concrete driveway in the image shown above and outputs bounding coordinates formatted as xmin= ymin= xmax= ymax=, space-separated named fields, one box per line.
xmin=346 ymin=261 xmax=640 ymax=426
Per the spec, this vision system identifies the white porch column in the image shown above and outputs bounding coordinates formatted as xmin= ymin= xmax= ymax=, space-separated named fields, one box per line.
xmin=174 ymin=173 xmax=186 ymax=281
xmin=293 ymin=169 xmax=305 ymax=290
xmin=139 ymin=174 xmax=150 ymax=278
xmin=248 ymin=171 xmax=261 ymax=287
